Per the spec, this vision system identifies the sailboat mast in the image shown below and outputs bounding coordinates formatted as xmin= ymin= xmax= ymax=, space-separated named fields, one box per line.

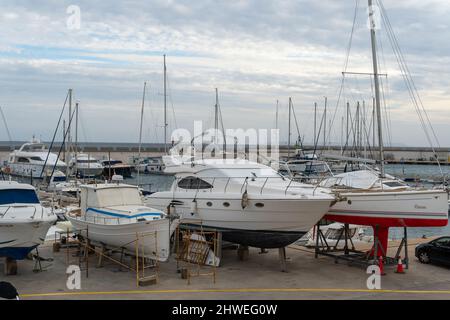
xmin=75 ymin=102 xmax=78 ymax=177
xmin=137 ymin=82 xmax=146 ymax=184
xmin=66 ymin=88 xmax=72 ymax=177
xmin=214 ymin=88 xmax=219 ymax=144
xmin=368 ymin=0 xmax=385 ymax=177
xmin=0 ymin=106 xmax=13 ymax=149
xmin=314 ymin=102 xmax=317 ymax=144
xmin=288 ymin=97 xmax=292 ymax=158
xmin=323 ymin=96 xmax=327 ymax=148
xmin=275 ymin=100 xmax=279 ymax=130
xmin=346 ymin=102 xmax=350 ymax=149
xmin=163 ymin=54 xmax=167 ymax=154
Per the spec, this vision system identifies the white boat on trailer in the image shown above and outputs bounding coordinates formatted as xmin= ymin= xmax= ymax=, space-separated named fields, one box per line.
xmin=145 ymin=157 xmax=336 ymax=249
xmin=0 ymin=181 xmax=57 ymax=260
xmin=67 ymin=183 xmax=179 ymax=262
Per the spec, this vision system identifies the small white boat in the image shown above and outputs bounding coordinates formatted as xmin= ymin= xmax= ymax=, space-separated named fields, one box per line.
xmin=67 ymin=183 xmax=179 ymax=262
xmin=69 ymin=154 xmax=104 ymax=178
xmin=297 ymin=222 xmax=372 ymax=248
xmin=0 ymin=181 xmax=57 ymax=259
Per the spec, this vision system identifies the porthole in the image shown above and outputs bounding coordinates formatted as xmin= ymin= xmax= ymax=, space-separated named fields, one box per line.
xmin=347 ymin=200 xmax=352 ymax=205
xmin=255 ymin=203 xmax=265 ymax=208
xmin=223 ymin=202 xmax=230 ymax=207
xmin=206 ymin=202 xmax=213 ymax=207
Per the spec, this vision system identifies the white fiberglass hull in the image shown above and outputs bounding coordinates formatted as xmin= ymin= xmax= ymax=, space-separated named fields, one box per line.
xmin=67 ymin=216 xmax=179 ymax=262
xmin=0 ymin=218 xmax=56 ymax=259
xmin=145 ymin=192 xmax=333 ymax=248
xmin=76 ymin=167 xmax=104 ymax=178
xmin=8 ymin=163 xmax=66 ymax=178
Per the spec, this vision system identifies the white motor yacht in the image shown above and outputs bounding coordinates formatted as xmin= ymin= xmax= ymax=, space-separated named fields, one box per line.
xmin=5 ymin=138 xmax=67 ymax=179
xmin=69 ymin=154 xmax=104 ymax=178
xmin=145 ymin=157 xmax=336 ymax=248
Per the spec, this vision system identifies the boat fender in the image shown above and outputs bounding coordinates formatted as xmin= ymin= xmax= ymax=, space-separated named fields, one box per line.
xmin=241 ymin=190 xmax=249 ymax=210
xmin=190 ymin=199 xmax=197 ymax=216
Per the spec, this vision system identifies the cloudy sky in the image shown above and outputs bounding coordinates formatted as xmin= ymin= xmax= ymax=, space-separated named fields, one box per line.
xmin=0 ymin=0 xmax=449 ymax=147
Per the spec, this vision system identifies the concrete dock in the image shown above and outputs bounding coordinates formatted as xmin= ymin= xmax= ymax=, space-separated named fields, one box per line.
xmin=2 ymin=238 xmax=450 ymax=300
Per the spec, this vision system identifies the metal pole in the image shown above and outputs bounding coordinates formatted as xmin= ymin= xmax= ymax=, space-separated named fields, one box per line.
xmin=75 ymin=102 xmax=79 ymax=178
xmin=163 ymin=55 xmax=167 ymax=154
xmin=66 ymin=89 xmax=72 ymax=178
xmin=323 ymin=96 xmax=327 ymax=148
xmin=372 ymin=97 xmax=376 ymax=149
xmin=314 ymin=102 xmax=317 ymax=145
xmin=288 ymin=97 xmax=292 ymax=158
xmin=346 ymin=102 xmax=349 ymax=149
xmin=0 ymin=106 xmax=13 ymax=149
xmin=214 ymin=88 xmax=219 ymax=145
xmin=137 ymin=82 xmax=146 ymax=185
xmin=275 ymin=100 xmax=279 ymax=130
xmin=368 ymin=0 xmax=385 ymax=177
xmin=356 ymin=101 xmax=360 ymax=156
xmin=63 ymin=120 xmax=66 ymax=163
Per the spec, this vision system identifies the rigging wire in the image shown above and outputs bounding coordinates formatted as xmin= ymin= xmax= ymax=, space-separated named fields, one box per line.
xmin=166 ymin=72 xmax=178 ymax=130
xmin=377 ymin=0 xmax=444 ymax=177
xmin=40 ymin=91 xmax=69 ymax=178
xmin=326 ymin=0 xmax=360 ymax=147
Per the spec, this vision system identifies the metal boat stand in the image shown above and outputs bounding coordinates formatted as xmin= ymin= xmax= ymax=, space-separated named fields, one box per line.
xmin=313 ymin=221 xmax=409 ymax=270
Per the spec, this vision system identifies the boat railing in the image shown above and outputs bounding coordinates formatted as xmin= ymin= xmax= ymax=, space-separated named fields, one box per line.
xmin=71 ymin=212 xmax=143 ymax=225
xmin=171 ymin=176 xmax=314 ymax=196
xmin=0 ymin=204 xmax=41 ymax=219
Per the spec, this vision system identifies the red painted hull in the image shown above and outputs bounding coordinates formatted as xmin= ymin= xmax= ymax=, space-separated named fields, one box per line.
xmin=324 ymin=214 xmax=448 ymax=258
xmin=324 ymin=214 xmax=448 ymax=228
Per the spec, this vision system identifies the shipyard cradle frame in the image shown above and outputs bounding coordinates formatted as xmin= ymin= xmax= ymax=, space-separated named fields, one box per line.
xmin=312 ymin=220 xmax=409 ymax=270
xmin=54 ymin=226 xmax=159 ymax=287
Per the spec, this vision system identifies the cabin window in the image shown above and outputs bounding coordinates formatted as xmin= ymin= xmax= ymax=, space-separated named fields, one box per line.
xmin=18 ymin=157 xmax=30 ymax=163
xmin=0 ymin=189 xmax=40 ymax=205
xmin=223 ymin=202 xmax=230 ymax=207
xmin=30 ymin=156 xmax=43 ymax=161
xmin=177 ymin=177 xmax=213 ymax=190
xmin=255 ymin=202 xmax=264 ymax=208
xmin=383 ymin=181 xmax=405 ymax=187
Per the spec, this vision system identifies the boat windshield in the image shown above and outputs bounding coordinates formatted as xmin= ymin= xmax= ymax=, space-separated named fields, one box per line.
xmin=93 ymin=187 xmax=142 ymax=207
xmin=22 ymin=144 xmax=46 ymax=152
xmin=0 ymin=189 xmax=40 ymax=205
xmin=78 ymin=159 xmax=98 ymax=164
xmin=207 ymin=168 xmax=285 ymax=179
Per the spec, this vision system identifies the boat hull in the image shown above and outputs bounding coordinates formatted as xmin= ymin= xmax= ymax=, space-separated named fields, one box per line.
xmin=0 ymin=219 xmax=56 ymax=259
xmin=76 ymin=167 xmax=104 ymax=178
xmin=325 ymin=190 xmax=449 ymax=228
xmin=67 ymin=217 xmax=178 ymax=262
xmin=146 ymin=192 xmax=332 ymax=248
xmin=8 ymin=163 xmax=66 ymax=179
xmin=182 ymin=223 xmax=305 ymax=248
